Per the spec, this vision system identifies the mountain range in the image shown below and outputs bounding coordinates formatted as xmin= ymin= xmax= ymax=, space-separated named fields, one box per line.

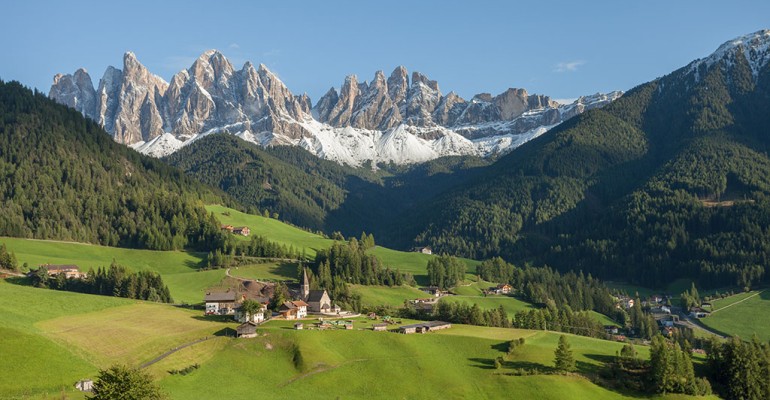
xmin=49 ymin=51 xmax=620 ymax=166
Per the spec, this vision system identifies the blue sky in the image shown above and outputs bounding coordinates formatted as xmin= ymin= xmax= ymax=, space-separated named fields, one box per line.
xmin=2 ymin=0 xmax=769 ymax=103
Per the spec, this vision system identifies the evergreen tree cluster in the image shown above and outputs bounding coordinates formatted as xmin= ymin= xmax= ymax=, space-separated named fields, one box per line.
xmin=30 ymin=261 xmax=172 ymax=303
xmin=0 ymin=242 xmax=18 ymax=271
xmin=313 ymin=238 xmax=404 ymax=287
xmin=206 ymin=234 xmax=302 ymax=268
xmin=426 ymin=254 xmax=465 ymax=290
xmin=476 ymin=257 xmax=617 ymax=317
xmin=510 ymin=305 xmax=607 ymax=339
xmin=707 ymin=336 xmax=770 ymax=400
xmin=649 ymin=335 xmax=709 ymax=395
xmin=0 ymin=81 xmax=231 ymax=252
xmin=433 ymin=301 xmax=511 ymax=328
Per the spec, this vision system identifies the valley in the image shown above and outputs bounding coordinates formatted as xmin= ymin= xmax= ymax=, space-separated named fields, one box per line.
xmin=1 ymin=7 xmax=770 ymax=399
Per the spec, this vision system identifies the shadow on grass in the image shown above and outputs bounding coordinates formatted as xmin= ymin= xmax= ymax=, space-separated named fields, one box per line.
xmin=191 ymin=315 xmax=237 ymax=323
xmin=183 ymin=251 xmax=208 ymax=270
xmin=3 ymin=276 xmax=32 ymax=286
xmin=213 ymin=327 xmax=237 ymax=337
xmin=468 ymin=357 xmax=497 ymax=370
xmin=491 ymin=341 xmax=510 ymax=353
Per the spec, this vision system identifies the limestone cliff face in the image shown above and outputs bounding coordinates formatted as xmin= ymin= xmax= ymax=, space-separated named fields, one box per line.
xmin=52 ymin=50 xmax=313 ymax=145
xmin=51 ymin=50 xmax=621 ymax=165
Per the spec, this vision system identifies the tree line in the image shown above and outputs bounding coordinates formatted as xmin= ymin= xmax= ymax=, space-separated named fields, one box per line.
xmin=29 ymin=261 xmax=172 ymax=303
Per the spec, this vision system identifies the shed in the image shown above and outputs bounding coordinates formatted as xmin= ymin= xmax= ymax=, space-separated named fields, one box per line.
xmin=398 ymin=321 xmax=452 ymax=334
xmin=372 ymin=323 xmax=388 ymax=331
xmin=294 ymin=323 xmax=304 ymax=330
xmin=236 ymin=321 xmax=258 ymax=338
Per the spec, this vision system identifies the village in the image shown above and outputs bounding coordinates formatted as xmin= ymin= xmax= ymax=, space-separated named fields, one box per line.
xmin=203 ymin=267 xmax=452 ymax=337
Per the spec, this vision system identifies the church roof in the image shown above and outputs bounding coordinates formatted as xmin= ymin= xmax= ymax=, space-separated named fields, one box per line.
xmin=307 ymin=289 xmax=329 ymax=302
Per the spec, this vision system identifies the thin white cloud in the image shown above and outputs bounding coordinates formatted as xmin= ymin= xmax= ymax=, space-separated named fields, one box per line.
xmin=229 ymin=43 xmax=240 ymax=49
xmin=554 ymin=60 xmax=586 ymax=73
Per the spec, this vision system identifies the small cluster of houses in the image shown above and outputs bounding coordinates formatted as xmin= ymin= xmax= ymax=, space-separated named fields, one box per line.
xmin=221 ymin=224 xmax=250 ymax=236
xmin=209 ymin=268 xmax=346 ymax=338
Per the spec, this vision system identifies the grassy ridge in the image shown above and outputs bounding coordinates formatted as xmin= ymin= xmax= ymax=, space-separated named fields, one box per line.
xmin=206 ymin=204 xmax=480 ymax=278
xmin=0 ymin=236 xmax=218 ymax=304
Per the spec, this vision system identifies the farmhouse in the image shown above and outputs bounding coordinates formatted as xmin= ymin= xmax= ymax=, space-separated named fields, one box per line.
xmin=413 ymin=246 xmax=432 ymax=255
xmin=236 ymin=321 xmax=258 ymax=338
xmin=233 ymin=226 xmax=250 ymax=236
xmin=279 ymin=300 xmax=308 ymax=320
xmin=398 ymin=321 xmax=452 ymax=334
xmin=220 ymin=224 xmax=234 ymax=232
xmin=689 ymin=307 xmax=710 ymax=319
xmin=39 ymin=264 xmax=86 ymax=279
xmin=205 ymin=290 xmax=238 ymax=315
xmin=420 ymin=286 xmax=445 ymax=297
xmin=234 ymin=298 xmax=269 ymax=323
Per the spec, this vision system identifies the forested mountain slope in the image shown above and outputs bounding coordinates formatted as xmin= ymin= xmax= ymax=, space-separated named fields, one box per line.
xmin=0 ymin=80 xmax=231 ymax=251
xmin=407 ymin=31 xmax=770 ymax=289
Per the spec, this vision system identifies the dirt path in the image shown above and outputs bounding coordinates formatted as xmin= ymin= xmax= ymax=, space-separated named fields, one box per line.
xmin=710 ymin=290 xmax=764 ymax=314
xmin=140 ymin=337 xmax=213 ymax=369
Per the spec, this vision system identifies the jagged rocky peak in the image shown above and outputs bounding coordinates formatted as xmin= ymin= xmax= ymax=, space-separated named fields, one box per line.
xmin=49 ymin=68 xmax=96 ymax=119
xmin=50 ymin=50 xmax=623 ymax=165
xmin=387 ymin=66 xmax=409 ymax=109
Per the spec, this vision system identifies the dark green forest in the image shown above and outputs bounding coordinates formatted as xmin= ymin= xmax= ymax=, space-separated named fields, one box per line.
xmin=0 ymin=80 xmax=232 ymax=251
xmin=403 ymin=47 xmax=770 ymax=289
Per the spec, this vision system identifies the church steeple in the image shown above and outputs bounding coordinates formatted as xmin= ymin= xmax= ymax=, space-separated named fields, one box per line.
xmin=302 ymin=267 xmax=310 ymax=300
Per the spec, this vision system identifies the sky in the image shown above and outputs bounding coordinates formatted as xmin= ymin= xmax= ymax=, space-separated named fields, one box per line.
xmin=2 ymin=0 xmax=770 ymax=104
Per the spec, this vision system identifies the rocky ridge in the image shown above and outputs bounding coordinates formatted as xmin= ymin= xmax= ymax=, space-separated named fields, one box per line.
xmin=50 ymin=51 xmax=621 ymax=166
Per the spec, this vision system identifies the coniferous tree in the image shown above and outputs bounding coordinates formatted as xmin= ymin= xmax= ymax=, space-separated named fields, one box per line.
xmin=554 ymin=335 xmax=576 ymax=372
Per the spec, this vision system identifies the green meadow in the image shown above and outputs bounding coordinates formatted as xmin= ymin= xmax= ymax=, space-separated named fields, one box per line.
xmin=0 ymin=236 xmax=221 ymax=304
xmin=700 ymin=290 xmax=770 ymax=341
xmin=0 ymin=278 xmax=719 ymax=400
xmin=205 ymin=205 xmax=479 ymax=283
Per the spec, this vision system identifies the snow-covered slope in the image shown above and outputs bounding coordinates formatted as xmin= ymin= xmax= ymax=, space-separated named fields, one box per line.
xmin=51 ymin=50 xmax=622 ymax=167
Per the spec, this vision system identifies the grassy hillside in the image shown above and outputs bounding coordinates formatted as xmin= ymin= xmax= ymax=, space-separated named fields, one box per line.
xmin=205 ymin=204 xmax=479 ymax=279
xmin=699 ymin=290 xmax=770 ymax=341
xmin=0 ymin=236 xmax=222 ymax=304
xmin=0 ymin=277 xmax=718 ymax=400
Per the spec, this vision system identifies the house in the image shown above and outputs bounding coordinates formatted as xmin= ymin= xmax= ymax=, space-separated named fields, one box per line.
xmin=398 ymin=321 xmax=452 ymax=334
xmin=689 ymin=307 xmax=710 ymax=319
xmin=604 ymin=325 xmax=619 ymax=335
xmin=39 ymin=264 xmax=86 ymax=279
xmin=220 ymin=224 xmax=234 ymax=232
xmin=307 ymin=289 xmax=332 ymax=313
xmin=491 ymin=284 xmax=512 ymax=295
xmin=75 ymin=379 xmax=93 ymax=392
xmin=650 ymin=294 xmax=665 ymax=304
xmin=233 ymin=226 xmax=250 ymax=236
xmin=294 ymin=322 xmax=304 ymax=330
xmin=204 ymin=290 xmax=238 ymax=315
xmin=236 ymin=321 xmax=258 ymax=338
xmin=234 ymin=301 xmax=268 ymax=324
xmin=279 ymin=300 xmax=308 ymax=320
xmin=625 ymin=298 xmax=635 ymax=309
xmin=372 ymin=323 xmax=388 ymax=331
xmin=413 ymin=246 xmax=432 ymax=255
